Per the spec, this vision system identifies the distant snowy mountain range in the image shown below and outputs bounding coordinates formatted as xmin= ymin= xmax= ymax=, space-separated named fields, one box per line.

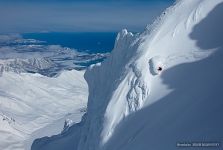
xmin=0 ymin=34 xmax=109 ymax=76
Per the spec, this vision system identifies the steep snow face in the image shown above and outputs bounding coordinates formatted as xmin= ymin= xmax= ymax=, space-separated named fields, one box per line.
xmin=81 ymin=0 xmax=223 ymax=149
xmin=0 ymin=70 xmax=88 ymax=150
xmin=32 ymin=0 xmax=223 ymax=150
xmin=103 ymin=2 xmax=223 ymax=149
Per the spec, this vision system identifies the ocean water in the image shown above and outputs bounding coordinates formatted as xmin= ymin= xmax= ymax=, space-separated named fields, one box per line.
xmin=22 ymin=32 xmax=117 ymax=53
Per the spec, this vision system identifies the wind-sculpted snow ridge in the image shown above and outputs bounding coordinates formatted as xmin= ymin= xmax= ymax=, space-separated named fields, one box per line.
xmin=32 ymin=0 xmax=223 ymax=150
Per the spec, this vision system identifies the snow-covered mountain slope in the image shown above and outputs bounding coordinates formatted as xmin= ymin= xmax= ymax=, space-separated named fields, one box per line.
xmin=32 ymin=0 xmax=223 ymax=150
xmin=0 ymin=70 xmax=88 ymax=150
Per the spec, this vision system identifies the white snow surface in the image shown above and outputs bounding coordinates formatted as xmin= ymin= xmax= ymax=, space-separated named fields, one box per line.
xmin=0 ymin=70 xmax=88 ymax=150
xmin=32 ymin=0 xmax=223 ymax=150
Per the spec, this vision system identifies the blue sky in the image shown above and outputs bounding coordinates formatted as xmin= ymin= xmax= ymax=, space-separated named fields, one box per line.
xmin=0 ymin=0 xmax=174 ymax=33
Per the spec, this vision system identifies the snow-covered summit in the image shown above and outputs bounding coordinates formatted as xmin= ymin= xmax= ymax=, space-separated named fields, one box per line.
xmin=32 ymin=0 xmax=223 ymax=150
